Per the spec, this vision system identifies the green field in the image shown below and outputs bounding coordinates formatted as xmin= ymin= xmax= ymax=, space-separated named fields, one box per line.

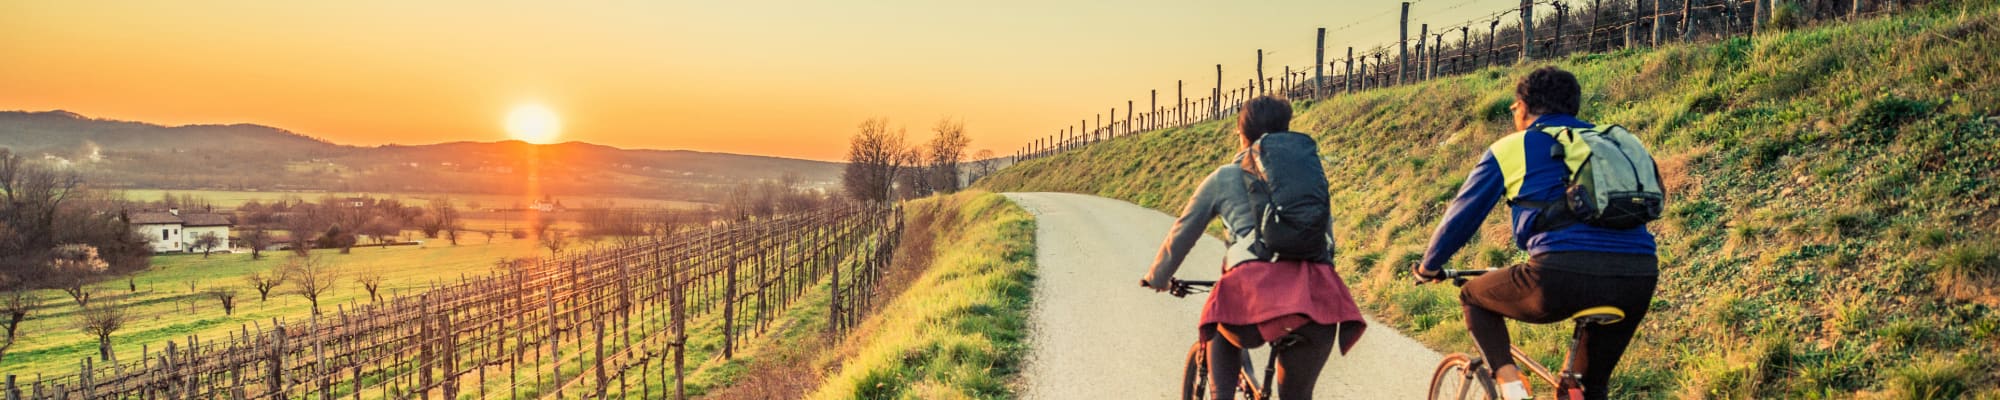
xmin=0 ymin=235 xmax=559 ymax=375
xmin=118 ymin=189 xmax=711 ymax=210
xmin=980 ymin=2 xmax=1999 ymax=398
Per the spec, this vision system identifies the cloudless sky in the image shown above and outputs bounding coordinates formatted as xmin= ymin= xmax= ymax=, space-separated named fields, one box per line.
xmin=1 ymin=0 xmax=1518 ymax=161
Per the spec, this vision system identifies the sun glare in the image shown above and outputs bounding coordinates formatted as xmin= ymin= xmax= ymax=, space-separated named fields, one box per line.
xmin=505 ymin=104 xmax=561 ymax=144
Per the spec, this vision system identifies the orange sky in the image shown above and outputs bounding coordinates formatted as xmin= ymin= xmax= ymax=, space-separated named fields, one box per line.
xmin=1 ymin=1 xmax=1509 ymax=162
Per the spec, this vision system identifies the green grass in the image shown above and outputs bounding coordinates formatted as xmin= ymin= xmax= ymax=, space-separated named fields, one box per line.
xmin=1 ymin=236 xmax=556 ymax=375
xmin=979 ymin=2 xmax=2000 ymax=398
xmin=808 ymin=191 xmax=1036 ymax=400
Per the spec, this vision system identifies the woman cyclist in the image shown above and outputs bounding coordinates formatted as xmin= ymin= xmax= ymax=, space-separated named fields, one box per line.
xmin=1142 ymin=95 xmax=1367 ymax=399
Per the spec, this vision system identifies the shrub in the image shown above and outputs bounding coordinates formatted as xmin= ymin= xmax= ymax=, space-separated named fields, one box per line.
xmin=1770 ymin=1 xmax=1807 ymax=30
xmin=1848 ymin=95 xmax=1933 ymax=135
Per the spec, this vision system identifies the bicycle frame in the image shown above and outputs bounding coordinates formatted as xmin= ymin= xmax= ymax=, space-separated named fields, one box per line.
xmin=1168 ymin=279 xmax=1284 ymax=400
xmin=1429 ymin=269 xmax=1590 ymax=400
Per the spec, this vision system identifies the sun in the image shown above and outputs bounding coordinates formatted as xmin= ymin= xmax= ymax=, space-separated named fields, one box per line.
xmin=505 ymin=104 xmax=561 ymax=144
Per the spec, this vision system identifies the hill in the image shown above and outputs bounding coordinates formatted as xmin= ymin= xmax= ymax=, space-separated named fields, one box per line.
xmin=979 ymin=2 xmax=1999 ymax=398
xmin=0 ymin=110 xmax=844 ymax=202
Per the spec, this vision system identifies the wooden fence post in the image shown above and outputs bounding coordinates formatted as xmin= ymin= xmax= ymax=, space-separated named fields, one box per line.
xmin=1343 ymin=48 xmax=1354 ymax=93
xmin=1588 ymin=0 xmax=1602 ymax=51
xmin=1314 ymin=27 xmax=1325 ymax=99
xmin=1488 ymin=20 xmax=1500 ymax=67
xmin=1684 ymin=0 xmax=1696 ymax=41
xmin=1399 ymin=1 xmax=1410 ymax=84
xmin=1415 ymin=23 xmax=1427 ymax=81
xmin=1175 ymin=81 xmax=1184 ymax=126
xmin=1520 ymin=0 xmax=1536 ymax=62
xmin=1554 ymin=2 xmax=1567 ymax=56
xmin=1212 ymin=64 xmax=1222 ymax=116
xmin=267 ymin=324 xmax=284 ymax=399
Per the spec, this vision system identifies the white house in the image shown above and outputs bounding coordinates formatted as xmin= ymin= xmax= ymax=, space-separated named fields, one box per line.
xmin=129 ymin=208 xmax=234 ymax=253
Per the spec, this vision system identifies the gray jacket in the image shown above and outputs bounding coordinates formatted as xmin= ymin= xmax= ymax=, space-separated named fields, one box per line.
xmin=1145 ymin=157 xmax=1333 ymax=289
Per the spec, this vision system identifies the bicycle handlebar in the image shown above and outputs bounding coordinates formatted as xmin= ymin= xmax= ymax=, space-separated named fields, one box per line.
xmin=1424 ymin=268 xmax=1497 ymax=287
xmin=1141 ymin=279 xmax=1215 ymax=298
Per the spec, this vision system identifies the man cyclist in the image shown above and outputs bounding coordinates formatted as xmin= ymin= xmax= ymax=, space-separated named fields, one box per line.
xmin=1413 ymin=67 xmax=1659 ymax=400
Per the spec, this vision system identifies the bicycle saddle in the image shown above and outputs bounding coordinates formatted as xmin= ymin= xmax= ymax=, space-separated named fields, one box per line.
xmin=1569 ymin=306 xmax=1625 ymax=325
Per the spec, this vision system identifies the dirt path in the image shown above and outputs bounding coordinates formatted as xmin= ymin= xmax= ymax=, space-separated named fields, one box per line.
xmin=1007 ymin=192 xmax=1444 ymax=399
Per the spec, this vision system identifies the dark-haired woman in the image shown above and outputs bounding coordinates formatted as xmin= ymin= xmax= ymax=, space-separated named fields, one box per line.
xmin=1142 ymin=95 xmax=1366 ymax=399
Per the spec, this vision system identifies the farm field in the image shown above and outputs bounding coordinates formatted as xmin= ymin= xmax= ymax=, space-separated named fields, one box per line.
xmin=0 ymin=235 xmax=558 ymax=376
xmin=118 ymin=189 xmax=711 ymax=211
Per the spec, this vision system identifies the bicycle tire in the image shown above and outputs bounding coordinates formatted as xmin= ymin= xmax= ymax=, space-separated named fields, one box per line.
xmin=1181 ymin=341 xmax=1209 ymax=400
xmin=1429 ymin=353 xmax=1499 ymax=400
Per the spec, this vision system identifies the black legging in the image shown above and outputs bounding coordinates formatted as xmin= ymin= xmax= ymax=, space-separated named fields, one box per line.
xmin=1460 ymin=252 xmax=1658 ymax=400
xmin=1205 ymin=321 xmax=1338 ymax=400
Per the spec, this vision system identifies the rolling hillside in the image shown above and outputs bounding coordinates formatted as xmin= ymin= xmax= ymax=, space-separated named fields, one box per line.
xmin=980 ymin=2 xmax=1999 ymax=398
xmin=0 ymin=110 xmax=844 ymax=202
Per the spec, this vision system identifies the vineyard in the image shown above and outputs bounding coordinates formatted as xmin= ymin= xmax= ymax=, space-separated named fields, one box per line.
xmin=7 ymin=204 xmax=903 ymax=399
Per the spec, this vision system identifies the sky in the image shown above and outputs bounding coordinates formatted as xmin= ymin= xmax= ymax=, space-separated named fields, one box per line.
xmin=0 ymin=0 xmax=1517 ymax=162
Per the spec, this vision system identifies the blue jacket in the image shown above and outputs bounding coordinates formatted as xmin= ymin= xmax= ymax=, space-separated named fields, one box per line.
xmin=1419 ymin=114 xmax=1656 ymax=273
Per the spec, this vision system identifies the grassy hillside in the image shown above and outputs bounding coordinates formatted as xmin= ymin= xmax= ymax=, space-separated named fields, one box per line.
xmin=980 ymin=2 xmax=1999 ymax=398
xmin=809 ymin=191 xmax=1036 ymax=400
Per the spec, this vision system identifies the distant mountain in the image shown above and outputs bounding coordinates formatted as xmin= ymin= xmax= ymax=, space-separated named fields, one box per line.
xmin=0 ymin=110 xmax=341 ymax=153
xmin=0 ymin=110 xmax=843 ymax=202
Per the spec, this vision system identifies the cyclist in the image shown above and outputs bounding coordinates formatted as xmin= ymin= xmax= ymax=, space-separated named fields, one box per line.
xmin=1143 ymin=95 xmax=1366 ymax=400
xmin=1413 ymin=67 xmax=1659 ymax=400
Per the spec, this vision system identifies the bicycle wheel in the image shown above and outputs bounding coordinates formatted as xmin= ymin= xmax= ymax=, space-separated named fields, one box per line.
xmin=1181 ymin=341 xmax=1209 ymax=400
xmin=1430 ymin=353 xmax=1498 ymax=400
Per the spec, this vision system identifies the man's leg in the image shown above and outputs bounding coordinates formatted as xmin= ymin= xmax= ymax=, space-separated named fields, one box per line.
xmin=1574 ymin=277 xmax=1656 ymax=400
xmin=1459 ymin=265 xmax=1553 ymax=384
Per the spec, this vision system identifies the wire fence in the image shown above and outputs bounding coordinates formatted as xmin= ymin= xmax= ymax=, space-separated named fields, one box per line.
xmin=1009 ymin=0 xmax=1925 ymax=163
xmin=7 ymin=203 xmax=904 ymax=400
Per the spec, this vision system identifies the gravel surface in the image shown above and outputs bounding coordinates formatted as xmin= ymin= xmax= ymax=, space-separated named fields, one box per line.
xmin=1007 ymin=192 xmax=1445 ymax=399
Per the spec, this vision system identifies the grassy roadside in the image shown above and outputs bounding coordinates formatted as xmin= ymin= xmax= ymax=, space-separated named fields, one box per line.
xmin=807 ymin=191 xmax=1037 ymax=400
xmin=979 ymin=2 xmax=1999 ymax=398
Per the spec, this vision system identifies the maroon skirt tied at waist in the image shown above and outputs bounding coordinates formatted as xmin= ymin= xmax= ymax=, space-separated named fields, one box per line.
xmin=1198 ymin=260 xmax=1368 ymax=354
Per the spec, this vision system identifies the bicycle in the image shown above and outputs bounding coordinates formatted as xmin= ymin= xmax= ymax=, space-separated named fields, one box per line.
xmin=1160 ymin=279 xmax=1301 ymax=400
xmin=1424 ymin=269 xmax=1626 ymax=400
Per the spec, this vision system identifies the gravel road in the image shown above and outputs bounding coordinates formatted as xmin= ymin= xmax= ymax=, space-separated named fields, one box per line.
xmin=1007 ymin=192 xmax=1444 ymax=399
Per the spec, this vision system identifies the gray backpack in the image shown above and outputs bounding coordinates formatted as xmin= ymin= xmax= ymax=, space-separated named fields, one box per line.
xmin=1527 ymin=125 xmax=1665 ymax=230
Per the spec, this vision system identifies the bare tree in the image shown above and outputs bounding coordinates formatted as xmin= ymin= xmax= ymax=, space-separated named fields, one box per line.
xmin=279 ymin=207 xmax=323 ymax=257
xmin=50 ymin=244 xmax=109 ymax=307
xmin=843 ymin=118 xmax=912 ymax=203
xmin=541 ymin=229 xmax=570 ymax=257
xmin=74 ymin=300 xmax=126 ymax=362
xmin=927 ymin=118 xmax=973 ymax=193
xmin=0 ymin=289 xmax=38 ymax=363
xmin=240 ymin=227 xmax=272 ymax=260
xmin=360 ymin=217 xmax=401 ymax=247
xmin=282 ymin=255 xmax=338 ymax=315
xmin=191 ymin=231 xmax=223 ymax=258
xmin=244 ymin=271 xmax=285 ymax=302
xmin=426 ymin=197 xmax=463 ymax=245
xmin=969 ymin=149 xmax=999 ymax=181
xmin=206 ymin=287 xmax=238 ymax=315
xmin=0 ymin=149 xmax=83 ymax=254
xmin=355 ymin=272 xmax=385 ymax=302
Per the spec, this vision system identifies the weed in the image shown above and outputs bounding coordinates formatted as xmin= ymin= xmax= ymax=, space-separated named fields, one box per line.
xmin=1886 ymin=354 xmax=1974 ymax=400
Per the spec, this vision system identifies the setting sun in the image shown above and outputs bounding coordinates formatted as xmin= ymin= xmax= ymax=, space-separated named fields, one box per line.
xmin=505 ymin=104 xmax=561 ymax=144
